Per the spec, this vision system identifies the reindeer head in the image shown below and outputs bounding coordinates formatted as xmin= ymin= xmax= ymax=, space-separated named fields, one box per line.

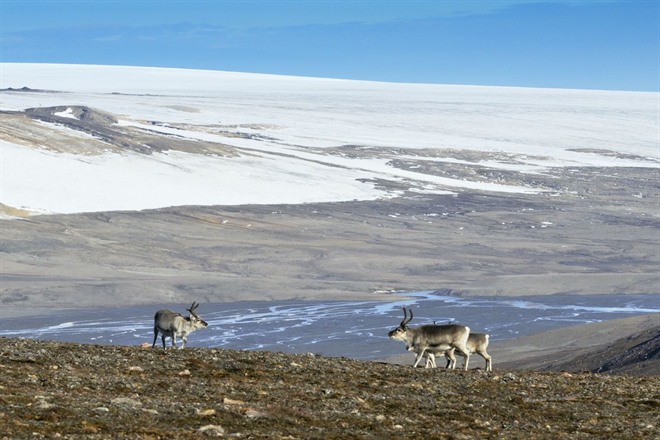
xmin=186 ymin=302 xmax=209 ymax=329
xmin=387 ymin=307 xmax=414 ymax=341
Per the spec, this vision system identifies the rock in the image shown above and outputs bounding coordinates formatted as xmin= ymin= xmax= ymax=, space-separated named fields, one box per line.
xmin=245 ymin=408 xmax=267 ymax=418
xmin=223 ymin=397 xmax=245 ymax=406
xmin=198 ymin=424 xmax=225 ymax=436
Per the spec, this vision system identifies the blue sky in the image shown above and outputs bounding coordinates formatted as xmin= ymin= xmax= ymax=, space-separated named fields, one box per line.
xmin=0 ymin=0 xmax=658 ymax=91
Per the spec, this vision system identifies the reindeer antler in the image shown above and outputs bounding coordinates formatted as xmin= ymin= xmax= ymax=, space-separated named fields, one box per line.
xmin=400 ymin=307 xmax=413 ymax=327
xmin=187 ymin=302 xmax=199 ymax=316
xmin=406 ymin=307 xmax=413 ymax=324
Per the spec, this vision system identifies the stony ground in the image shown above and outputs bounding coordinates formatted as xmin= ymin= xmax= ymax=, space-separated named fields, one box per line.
xmin=1 ymin=337 xmax=658 ymax=439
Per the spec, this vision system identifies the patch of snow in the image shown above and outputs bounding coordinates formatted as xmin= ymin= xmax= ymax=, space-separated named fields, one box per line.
xmin=0 ymin=63 xmax=658 ymax=214
xmin=53 ymin=107 xmax=78 ymax=119
xmin=0 ymin=141 xmax=385 ymax=214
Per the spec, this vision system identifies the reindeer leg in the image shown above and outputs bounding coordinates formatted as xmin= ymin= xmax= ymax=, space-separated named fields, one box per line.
xmin=412 ymin=348 xmax=426 ymax=368
xmin=152 ymin=329 xmax=159 ymax=348
xmin=445 ymin=348 xmax=456 ymax=369
xmin=424 ymin=352 xmax=433 ymax=369
xmin=457 ymin=347 xmax=470 ymax=370
xmin=478 ymin=349 xmax=493 ymax=372
xmin=451 ymin=341 xmax=471 ymax=370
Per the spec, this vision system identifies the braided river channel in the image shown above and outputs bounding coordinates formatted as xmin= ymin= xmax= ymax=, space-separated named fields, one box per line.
xmin=1 ymin=291 xmax=658 ymax=360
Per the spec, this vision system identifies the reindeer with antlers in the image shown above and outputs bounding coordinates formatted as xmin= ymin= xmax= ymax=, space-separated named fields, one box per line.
xmin=152 ymin=302 xmax=208 ymax=349
xmin=388 ymin=307 xmax=472 ymax=370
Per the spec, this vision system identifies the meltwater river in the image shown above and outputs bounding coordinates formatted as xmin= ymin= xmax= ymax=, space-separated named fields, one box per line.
xmin=0 ymin=291 xmax=658 ymax=360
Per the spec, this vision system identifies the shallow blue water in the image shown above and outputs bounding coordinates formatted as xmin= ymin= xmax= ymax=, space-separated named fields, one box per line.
xmin=0 ymin=291 xmax=657 ymax=360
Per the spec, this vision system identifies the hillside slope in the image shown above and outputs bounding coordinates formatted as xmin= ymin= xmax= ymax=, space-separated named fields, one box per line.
xmin=1 ymin=337 xmax=658 ymax=439
xmin=545 ymin=324 xmax=660 ymax=376
xmin=493 ymin=314 xmax=660 ymax=376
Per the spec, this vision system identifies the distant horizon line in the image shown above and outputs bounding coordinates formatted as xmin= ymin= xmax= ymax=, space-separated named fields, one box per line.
xmin=1 ymin=61 xmax=656 ymax=94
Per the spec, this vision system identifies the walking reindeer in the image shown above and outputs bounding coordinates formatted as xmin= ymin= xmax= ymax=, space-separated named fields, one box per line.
xmin=152 ymin=302 xmax=208 ymax=349
xmin=421 ymin=332 xmax=492 ymax=371
xmin=388 ymin=307 xmax=472 ymax=370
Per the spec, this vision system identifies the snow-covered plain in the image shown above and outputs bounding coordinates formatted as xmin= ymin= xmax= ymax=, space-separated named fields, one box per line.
xmin=1 ymin=63 xmax=658 ymax=214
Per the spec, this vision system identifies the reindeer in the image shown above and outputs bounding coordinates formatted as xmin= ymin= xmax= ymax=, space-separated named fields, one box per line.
xmin=420 ymin=332 xmax=492 ymax=371
xmin=388 ymin=307 xmax=471 ymax=370
xmin=152 ymin=302 xmax=208 ymax=349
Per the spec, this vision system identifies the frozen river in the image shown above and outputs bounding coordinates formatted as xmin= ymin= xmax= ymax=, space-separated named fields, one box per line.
xmin=1 ymin=291 xmax=658 ymax=360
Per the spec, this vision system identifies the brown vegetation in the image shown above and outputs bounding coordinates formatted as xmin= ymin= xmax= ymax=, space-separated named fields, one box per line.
xmin=1 ymin=337 xmax=658 ymax=439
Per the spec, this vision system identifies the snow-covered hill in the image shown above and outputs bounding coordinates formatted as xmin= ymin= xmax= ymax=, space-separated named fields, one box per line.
xmin=1 ymin=63 xmax=657 ymax=215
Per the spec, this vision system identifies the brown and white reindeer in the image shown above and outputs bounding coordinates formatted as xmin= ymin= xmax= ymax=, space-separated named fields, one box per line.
xmin=388 ymin=307 xmax=471 ymax=370
xmin=152 ymin=302 xmax=208 ymax=349
xmin=421 ymin=332 xmax=493 ymax=371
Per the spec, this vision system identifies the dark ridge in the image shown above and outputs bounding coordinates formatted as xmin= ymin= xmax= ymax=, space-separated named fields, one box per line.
xmin=594 ymin=327 xmax=660 ymax=374
xmin=546 ymin=324 xmax=660 ymax=377
xmin=0 ymin=86 xmax=63 ymax=93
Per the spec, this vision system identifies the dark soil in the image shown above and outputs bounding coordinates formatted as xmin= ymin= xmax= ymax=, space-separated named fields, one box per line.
xmin=1 ymin=337 xmax=658 ymax=439
xmin=546 ymin=324 xmax=660 ymax=376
